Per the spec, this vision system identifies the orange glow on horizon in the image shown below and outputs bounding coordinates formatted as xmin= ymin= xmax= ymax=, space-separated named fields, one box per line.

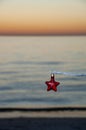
xmin=0 ymin=18 xmax=86 ymax=35
xmin=0 ymin=1 xmax=86 ymax=35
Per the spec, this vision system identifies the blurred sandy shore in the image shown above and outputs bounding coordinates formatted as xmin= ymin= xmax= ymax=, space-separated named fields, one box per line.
xmin=0 ymin=107 xmax=86 ymax=130
xmin=0 ymin=107 xmax=86 ymax=118
xmin=0 ymin=110 xmax=86 ymax=118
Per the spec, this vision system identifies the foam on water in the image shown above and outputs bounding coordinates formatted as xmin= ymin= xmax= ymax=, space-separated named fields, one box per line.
xmin=52 ymin=71 xmax=86 ymax=77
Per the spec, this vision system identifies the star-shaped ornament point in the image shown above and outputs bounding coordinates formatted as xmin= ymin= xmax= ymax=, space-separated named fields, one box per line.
xmin=45 ymin=74 xmax=60 ymax=92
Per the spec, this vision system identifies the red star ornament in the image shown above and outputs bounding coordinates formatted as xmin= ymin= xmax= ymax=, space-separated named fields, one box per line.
xmin=45 ymin=73 xmax=60 ymax=92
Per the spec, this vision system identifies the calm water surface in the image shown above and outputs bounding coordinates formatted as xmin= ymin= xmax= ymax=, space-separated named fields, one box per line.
xmin=0 ymin=36 xmax=86 ymax=108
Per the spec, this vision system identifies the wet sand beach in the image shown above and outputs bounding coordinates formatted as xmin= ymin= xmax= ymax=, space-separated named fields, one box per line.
xmin=0 ymin=107 xmax=86 ymax=130
xmin=0 ymin=117 xmax=86 ymax=130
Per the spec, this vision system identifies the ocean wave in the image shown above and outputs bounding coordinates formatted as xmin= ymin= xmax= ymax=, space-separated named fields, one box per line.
xmin=52 ymin=71 xmax=86 ymax=77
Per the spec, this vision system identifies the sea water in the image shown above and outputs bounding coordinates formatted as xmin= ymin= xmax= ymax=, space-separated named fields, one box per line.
xmin=0 ymin=36 xmax=86 ymax=108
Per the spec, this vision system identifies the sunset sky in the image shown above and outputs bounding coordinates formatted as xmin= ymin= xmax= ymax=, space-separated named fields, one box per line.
xmin=0 ymin=0 xmax=86 ymax=35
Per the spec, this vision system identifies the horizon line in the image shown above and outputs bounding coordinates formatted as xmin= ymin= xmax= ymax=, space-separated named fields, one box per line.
xmin=0 ymin=34 xmax=86 ymax=36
